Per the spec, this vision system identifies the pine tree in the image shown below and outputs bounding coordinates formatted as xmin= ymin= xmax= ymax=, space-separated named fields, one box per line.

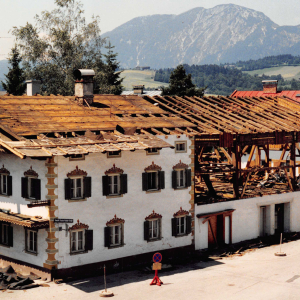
xmin=1 ymin=46 xmax=26 ymax=95
xmin=161 ymin=64 xmax=205 ymax=97
xmin=98 ymin=41 xmax=123 ymax=95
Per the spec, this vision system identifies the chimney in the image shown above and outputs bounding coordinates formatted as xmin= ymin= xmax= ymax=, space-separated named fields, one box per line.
xmin=262 ymin=80 xmax=278 ymax=94
xmin=26 ymin=80 xmax=41 ymax=96
xmin=73 ymin=69 xmax=95 ymax=105
xmin=132 ymin=85 xmax=144 ymax=95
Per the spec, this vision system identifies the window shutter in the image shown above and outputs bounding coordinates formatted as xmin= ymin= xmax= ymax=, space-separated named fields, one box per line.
xmin=186 ymin=215 xmax=192 ymax=234
xmin=120 ymin=174 xmax=128 ymax=194
xmin=85 ymin=229 xmax=93 ymax=251
xmin=84 ymin=177 xmax=92 ymax=198
xmin=158 ymin=171 xmax=165 ymax=190
xmin=32 ymin=178 xmax=41 ymax=200
xmin=142 ymin=172 xmax=148 ymax=191
xmin=158 ymin=218 xmax=162 ymax=239
xmin=171 ymin=218 xmax=177 ymax=237
xmin=172 ymin=170 xmax=177 ymax=189
xmin=0 ymin=223 xmax=2 ymax=244
xmin=21 ymin=177 xmax=28 ymax=198
xmin=121 ymin=224 xmax=124 ymax=246
xmin=144 ymin=221 xmax=149 ymax=241
xmin=8 ymin=226 xmax=13 ymax=247
xmin=7 ymin=176 xmax=12 ymax=196
xmin=186 ymin=169 xmax=192 ymax=187
xmin=104 ymin=227 xmax=111 ymax=247
xmin=102 ymin=176 xmax=110 ymax=196
xmin=64 ymin=178 xmax=72 ymax=200
xmin=25 ymin=229 xmax=28 ymax=251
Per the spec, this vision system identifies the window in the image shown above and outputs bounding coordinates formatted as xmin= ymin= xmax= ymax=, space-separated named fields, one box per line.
xmin=26 ymin=229 xmax=37 ymax=254
xmin=172 ymin=215 xmax=192 ymax=237
xmin=142 ymin=171 xmax=165 ymax=191
xmin=71 ymin=230 xmax=85 ymax=253
xmin=0 ymin=174 xmax=7 ymax=195
xmin=172 ymin=168 xmax=191 ymax=189
xmin=0 ymin=223 xmax=13 ymax=247
xmin=107 ymin=151 xmax=121 ymax=158
xmin=176 ymin=216 xmax=186 ymax=235
xmin=144 ymin=219 xmax=161 ymax=241
xmin=65 ymin=176 xmax=91 ymax=200
xmin=146 ymin=148 xmax=160 ymax=155
xmin=21 ymin=176 xmax=41 ymax=200
xmin=175 ymin=141 xmax=187 ymax=153
xmin=102 ymin=173 xmax=127 ymax=196
xmin=109 ymin=175 xmax=120 ymax=195
xmin=69 ymin=154 xmax=85 ymax=161
xmin=0 ymin=167 xmax=12 ymax=196
xmin=104 ymin=224 xmax=124 ymax=248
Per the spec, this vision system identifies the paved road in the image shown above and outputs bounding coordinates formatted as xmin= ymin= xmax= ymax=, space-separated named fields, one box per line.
xmin=3 ymin=240 xmax=300 ymax=300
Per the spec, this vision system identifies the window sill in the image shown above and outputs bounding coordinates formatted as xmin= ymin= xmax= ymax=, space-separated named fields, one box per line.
xmin=174 ymin=187 xmax=188 ymax=190
xmin=106 ymin=194 xmax=123 ymax=199
xmin=0 ymin=194 xmax=10 ymax=198
xmin=108 ymin=244 xmax=125 ymax=249
xmin=0 ymin=243 xmax=11 ymax=248
xmin=25 ymin=250 xmax=38 ymax=256
xmin=70 ymin=250 xmax=88 ymax=256
xmin=68 ymin=198 xmax=87 ymax=203
xmin=175 ymin=151 xmax=187 ymax=153
xmin=24 ymin=198 xmax=39 ymax=201
xmin=146 ymin=152 xmax=160 ymax=156
xmin=174 ymin=233 xmax=190 ymax=238
xmin=147 ymin=238 xmax=162 ymax=243
xmin=146 ymin=190 xmax=161 ymax=194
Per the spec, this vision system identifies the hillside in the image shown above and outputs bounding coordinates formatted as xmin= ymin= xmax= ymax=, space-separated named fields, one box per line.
xmin=121 ymin=70 xmax=168 ymax=90
xmin=104 ymin=4 xmax=300 ymax=69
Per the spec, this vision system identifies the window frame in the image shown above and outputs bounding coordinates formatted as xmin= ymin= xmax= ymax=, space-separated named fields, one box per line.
xmin=27 ymin=176 xmax=37 ymax=200
xmin=146 ymin=148 xmax=160 ymax=155
xmin=0 ymin=174 xmax=8 ymax=195
xmin=176 ymin=169 xmax=186 ymax=189
xmin=70 ymin=229 xmax=86 ymax=254
xmin=146 ymin=171 xmax=159 ymax=191
xmin=69 ymin=154 xmax=85 ymax=161
xmin=148 ymin=218 xmax=160 ymax=240
xmin=70 ymin=176 xmax=84 ymax=200
xmin=176 ymin=216 xmax=186 ymax=236
xmin=107 ymin=151 xmax=121 ymax=158
xmin=109 ymin=224 xmax=123 ymax=247
xmin=108 ymin=174 xmax=121 ymax=196
xmin=25 ymin=229 xmax=38 ymax=255
xmin=1 ymin=223 xmax=9 ymax=245
xmin=175 ymin=141 xmax=187 ymax=153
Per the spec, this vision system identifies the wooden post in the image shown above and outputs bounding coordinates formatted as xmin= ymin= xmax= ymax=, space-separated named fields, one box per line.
xmin=233 ymin=143 xmax=240 ymax=199
xmin=290 ymin=141 xmax=296 ymax=189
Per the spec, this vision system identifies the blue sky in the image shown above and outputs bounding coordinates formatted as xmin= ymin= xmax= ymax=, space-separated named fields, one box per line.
xmin=1 ymin=0 xmax=300 ymax=57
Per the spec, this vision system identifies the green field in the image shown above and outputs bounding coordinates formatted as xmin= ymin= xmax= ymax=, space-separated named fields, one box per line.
xmin=120 ymin=70 xmax=168 ymax=90
xmin=244 ymin=65 xmax=300 ymax=80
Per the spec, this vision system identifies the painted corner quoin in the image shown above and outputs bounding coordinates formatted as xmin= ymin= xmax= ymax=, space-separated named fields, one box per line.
xmin=189 ymin=136 xmax=195 ymax=244
xmin=44 ymin=157 xmax=59 ymax=269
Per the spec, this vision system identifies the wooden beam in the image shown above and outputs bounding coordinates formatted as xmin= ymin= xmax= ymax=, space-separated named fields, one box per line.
xmin=240 ymin=171 xmax=252 ymax=198
xmin=246 ymin=145 xmax=256 ymax=169
xmin=219 ymin=147 xmax=232 ymax=164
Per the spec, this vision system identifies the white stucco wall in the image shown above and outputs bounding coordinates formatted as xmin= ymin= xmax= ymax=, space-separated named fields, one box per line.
xmin=54 ymin=135 xmax=193 ymax=269
xmin=195 ymin=191 xmax=300 ymax=250
xmin=0 ymin=154 xmax=49 ymax=266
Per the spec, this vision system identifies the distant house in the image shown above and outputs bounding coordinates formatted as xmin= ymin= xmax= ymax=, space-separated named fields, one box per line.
xmin=231 ymin=80 xmax=300 ymax=101
xmin=121 ymin=85 xmax=162 ymax=96
xmin=135 ymin=66 xmax=151 ymax=71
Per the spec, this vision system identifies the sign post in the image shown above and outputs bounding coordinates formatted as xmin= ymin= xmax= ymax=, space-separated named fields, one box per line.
xmin=150 ymin=253 xmax=163 ymax=286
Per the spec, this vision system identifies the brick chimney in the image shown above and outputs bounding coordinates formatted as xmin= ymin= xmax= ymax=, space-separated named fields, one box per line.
xmin=262 ymin=80 xmax=278 ymax=94
xmin=73 ymin=69 xmax=95 ymax=105
xmin=26 ymin=80 xmax=41 ymax=96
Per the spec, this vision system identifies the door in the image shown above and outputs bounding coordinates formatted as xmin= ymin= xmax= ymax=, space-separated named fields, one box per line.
xmin=275 ymin=204 xmax=284 ymax=234
xmin=260 ymin=206 xmax=267 ymax=237
xmin=208 ymin=215 xmax=224 ymax=248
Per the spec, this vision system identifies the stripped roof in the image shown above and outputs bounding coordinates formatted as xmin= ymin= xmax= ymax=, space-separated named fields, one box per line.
xmin=143 ymin=95 xmax=300 ymax=135
xmin=231 ymin=89 xmax=300 ymax=101
xmin=0 ymin=132 xmax=173 ymax=159
xmin=0 ymin=94 xmax=194 ymax=138
xmin=0 ymin=211 xmax=48 ymax=228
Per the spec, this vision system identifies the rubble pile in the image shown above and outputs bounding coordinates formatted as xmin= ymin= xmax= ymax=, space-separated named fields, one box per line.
xmin=0 ymin=265 xmax=41 ymax=290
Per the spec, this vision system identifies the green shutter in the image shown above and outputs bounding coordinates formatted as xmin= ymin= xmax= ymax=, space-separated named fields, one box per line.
xmin=171 ymin=218 xmax=177 ymax=237
xmin=186 ymin=215 xmax=192 ymax=234
xmin=142 ymin=172 xmax=148 ymax=191
xmin=102 ymin=176 xmax=110 ymax=196
xmin=32 ymin=178 xmax=41 ymax=200
xmin=186 ymin=169 xmax=192 ymax=187
xmin=158 ymin=171 xmax=165 ymax=190
xmin=172 ymin=170 xmax=177 ymax=189
xmin=85 ymin=229 xmax=93 ymax=251
xmin=104 ymin=227 xmax=111 ymax=247
xmin=64 ymin=178 xmax=72 ymax=200
xmin=120 ymin=174 xmax=128 ymax=194
xmin=8 ymin=226 xmax=13 ymax=247
xmin=21 ymin=177 xmax=28 ymax=198
xmin=144 ymin=221 xmax=149 ymax=241
xmin=84 ymin=177 xmax=92 ymax=198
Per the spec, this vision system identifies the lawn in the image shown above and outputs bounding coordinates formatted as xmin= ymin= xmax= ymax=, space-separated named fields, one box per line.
xmin=244 ymin=65 xmax=300 ymax=80
xmin=120 ymin=70 xmax=168 ymax=90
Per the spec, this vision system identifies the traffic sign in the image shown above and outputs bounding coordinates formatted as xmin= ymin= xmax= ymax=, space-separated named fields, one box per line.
xmin=153 ymin=252 xmax=162 ymax=263
xmin=54 ymin=219 xmax=73 ymax=223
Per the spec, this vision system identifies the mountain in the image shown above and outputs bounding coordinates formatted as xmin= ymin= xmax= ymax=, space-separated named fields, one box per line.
xmin=103 ymin=4 xmax=300 ymax=69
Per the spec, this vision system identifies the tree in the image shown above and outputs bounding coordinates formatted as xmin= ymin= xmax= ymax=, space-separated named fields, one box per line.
xmin=97 ymin=41 xmax=124 ymax=95
xmin=12 ymin=0 xmax=105 ymax=96
xmin=161 ymin=64 xmax=205 ymax=97
xmin=1 ymin=46 xmax=26 ymax=95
